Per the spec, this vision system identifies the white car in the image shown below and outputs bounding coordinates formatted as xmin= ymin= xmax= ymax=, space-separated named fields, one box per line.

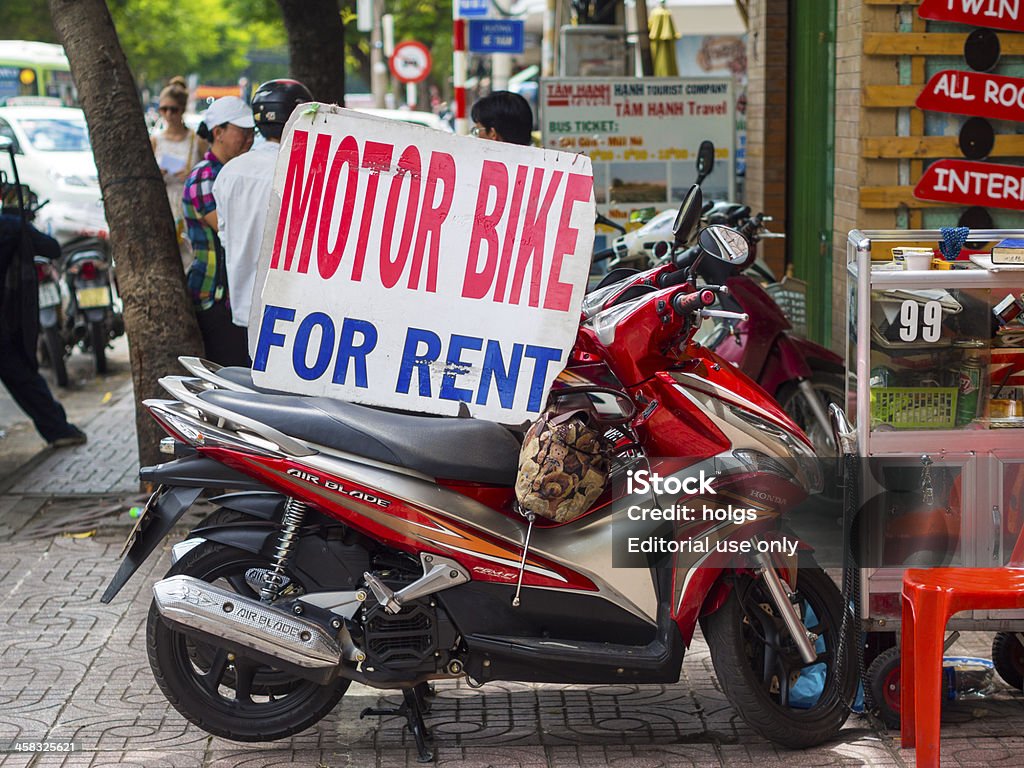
xmin=0 ymin=104 xmax=102 ymax=209
xmin=0 ymin=104 xmax=107 ymax=242
xmin=353 ymin=107 xmax=454 ymax=133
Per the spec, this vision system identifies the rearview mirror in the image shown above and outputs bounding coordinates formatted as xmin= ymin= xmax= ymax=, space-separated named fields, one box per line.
xmin=695 ymin=140 xmax=715 ymax=185
xmin=697 ymin=225 xmax=750 ymax=267
xmin=672 ymin=184 xmax=703 ymax=245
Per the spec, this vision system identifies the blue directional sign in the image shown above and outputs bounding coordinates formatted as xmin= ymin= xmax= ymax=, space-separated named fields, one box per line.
xmin=458 ymin=0 xmax=489 ymax=18
xmin=468 ymin=19 xmax=526 ymax=54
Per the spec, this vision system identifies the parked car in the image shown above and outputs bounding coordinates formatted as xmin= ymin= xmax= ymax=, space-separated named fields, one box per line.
xmin=0 ymin=103 xmax=101 ymax=210
xmin=0 ymin=102 xmax=108 ymax=245
xmin=353 ymin=107 xmax=454 ymax=132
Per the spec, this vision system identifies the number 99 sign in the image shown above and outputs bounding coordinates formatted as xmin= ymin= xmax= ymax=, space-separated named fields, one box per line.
xmin=898 ymin=299 xmax=943 ymax=343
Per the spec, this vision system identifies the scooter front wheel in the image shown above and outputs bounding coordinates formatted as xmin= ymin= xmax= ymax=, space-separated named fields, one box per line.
xmin=702 ymin=563 xmax=856 ymax=748
xmin=777 ymin=370 xmax=845 ymax=457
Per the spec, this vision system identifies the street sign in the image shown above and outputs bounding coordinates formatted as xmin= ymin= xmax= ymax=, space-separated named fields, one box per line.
xmin=916 ymin=69 xmax=1024 ymax=123
xmin=389 ymin=41 xmax=432 ymax=84
xmin=457 ymin=0 xmax=489 ymax=18
xmin=468 ymin=20 xmax=526 ymax=54
xmin=917 ymin=0 xmax=1024 ymax=33
xmin=914 ymin=158 xmax=1024 ymax=210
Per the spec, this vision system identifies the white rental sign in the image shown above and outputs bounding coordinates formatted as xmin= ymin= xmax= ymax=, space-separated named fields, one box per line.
xmin=251 ymin=105 xmax=595 ymax=424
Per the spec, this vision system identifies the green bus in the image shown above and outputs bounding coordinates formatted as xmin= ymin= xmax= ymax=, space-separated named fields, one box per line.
xmin=0 ymin=40 xmax=77 ymax=106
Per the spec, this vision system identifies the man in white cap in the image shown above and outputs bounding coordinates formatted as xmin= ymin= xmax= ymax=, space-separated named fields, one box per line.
xmin=182 ymin=95 xmax=254 ymax=367
xmin=212 ymin=80 xmax=313 ymax=355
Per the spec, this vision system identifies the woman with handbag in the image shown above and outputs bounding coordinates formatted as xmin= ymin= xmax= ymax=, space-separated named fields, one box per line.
xmin=150 ymin=77 xmax=205 ymax=270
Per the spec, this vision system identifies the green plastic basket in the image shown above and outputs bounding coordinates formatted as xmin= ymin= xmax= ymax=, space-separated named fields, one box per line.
xmin=870 ymin=386 xmax=958 ymax=429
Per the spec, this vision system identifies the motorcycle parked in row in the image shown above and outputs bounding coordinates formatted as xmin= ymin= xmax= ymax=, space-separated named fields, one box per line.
xmin=57 ymin=234 xmax=124 ymax=381
xmin=590 ymin=143 xmax=845 ymax=455
xmin=102 ymin=184 xmax=856 ymax=757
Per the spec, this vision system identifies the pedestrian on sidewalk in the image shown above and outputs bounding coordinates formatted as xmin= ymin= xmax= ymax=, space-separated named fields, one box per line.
xmin=150 ymin=76 xmax=206 ymax=272
xmin=213 ymin=79 xmax=313 ymax=354
xmin=183 ymin=96 xmax=254 ymax=368
xmin=0 ymin=213 xmax=86 ymax=447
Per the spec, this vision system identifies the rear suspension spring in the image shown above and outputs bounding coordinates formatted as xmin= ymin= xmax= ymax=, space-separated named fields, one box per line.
xmin=260 ymin=496 xmax=309 ymax=602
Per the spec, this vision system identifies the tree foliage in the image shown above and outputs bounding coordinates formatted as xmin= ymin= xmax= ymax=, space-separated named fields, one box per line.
xmin=2 ymin=0 xmax=287 ymax=87
xmin=107 ymin=0 xmax=285 ymax=84
xmin=1 ymin=0 xmax=451 ymax=100
xmin=0 ymin=0 xmax=58 ymax=43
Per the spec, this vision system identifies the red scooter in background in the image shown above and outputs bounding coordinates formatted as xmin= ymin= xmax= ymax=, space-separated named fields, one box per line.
xmin=695 ymin=210 xmax=846 ymax=455
xmin=589 ymin=143 xmax=845 ymax=455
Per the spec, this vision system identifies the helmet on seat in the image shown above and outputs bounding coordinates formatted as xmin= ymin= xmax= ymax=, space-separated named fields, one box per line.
xmin=251 ymin=79 xmax=314 ymax=140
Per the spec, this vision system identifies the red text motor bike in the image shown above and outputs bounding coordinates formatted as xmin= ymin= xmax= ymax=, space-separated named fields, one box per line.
xmin=102 ymin=188 xmax=855 ymax=758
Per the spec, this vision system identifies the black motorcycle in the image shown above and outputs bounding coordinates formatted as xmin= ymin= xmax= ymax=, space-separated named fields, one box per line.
xmin=59 ymin=235 xmax=124 ymax=378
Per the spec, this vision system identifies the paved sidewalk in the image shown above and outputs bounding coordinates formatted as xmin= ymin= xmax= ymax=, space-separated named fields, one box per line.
xmin=2 ymin=384 xmax=1024 ymax=766
xmin=4 ymin=527 xmax=1024 ymax=767
xmin=1 ymin=378 xmax=139 ymax=497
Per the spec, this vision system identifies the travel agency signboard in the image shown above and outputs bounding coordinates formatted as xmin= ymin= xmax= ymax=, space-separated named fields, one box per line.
xmin=540 ymin=77 xmax=734 ymax=229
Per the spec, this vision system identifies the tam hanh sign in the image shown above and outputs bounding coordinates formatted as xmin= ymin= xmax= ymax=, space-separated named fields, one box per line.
xmin=251 ymin=105 xmax=596 ymax=424
xmin=916 ymin=69 xmax=1024 ymax=122
xmin=917 ymin=0 xmax=1024 ymax=32
xmin=541 ymin=77 xmax=734 ymax=229
xmin=914 ymin=158 xmax=1024 ymax=210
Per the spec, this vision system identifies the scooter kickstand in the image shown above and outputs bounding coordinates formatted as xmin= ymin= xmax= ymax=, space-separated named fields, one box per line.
xmin=359 ymin=688 xmax=435 ymax=762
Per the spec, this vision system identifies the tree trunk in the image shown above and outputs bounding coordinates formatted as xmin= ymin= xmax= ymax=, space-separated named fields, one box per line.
xmin=49 ymin=0 xmax=204 ymax=469
xmin=277 ymin=0 xmax=346 ymax=105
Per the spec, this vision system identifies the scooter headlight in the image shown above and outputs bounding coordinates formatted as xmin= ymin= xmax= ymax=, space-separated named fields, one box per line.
xmin=731 ymin=446 xmax=823 ymax=496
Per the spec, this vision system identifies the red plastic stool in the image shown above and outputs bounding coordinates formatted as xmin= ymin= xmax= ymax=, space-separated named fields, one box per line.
xmin=901 ymin=567 xmax=1024 ymax=766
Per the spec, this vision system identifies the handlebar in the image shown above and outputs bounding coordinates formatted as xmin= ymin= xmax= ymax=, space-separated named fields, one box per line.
xmin=671 ymin=288 xmax=717 ymax=316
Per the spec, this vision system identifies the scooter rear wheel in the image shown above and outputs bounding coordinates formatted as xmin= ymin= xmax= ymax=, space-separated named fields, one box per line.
xmin=43 ymin=326 xmax=69 ymax=388
xmin=147 ymin=540 xmax=349 ymax=741
xmin=89 ymin=321 xmax=107 ymax=375
xmin=702 ymin=563 xmax=856 ymax=748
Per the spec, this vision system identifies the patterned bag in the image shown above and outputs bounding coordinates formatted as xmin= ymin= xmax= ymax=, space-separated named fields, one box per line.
xmin=515 ymin=387 xmax=636 ymax=523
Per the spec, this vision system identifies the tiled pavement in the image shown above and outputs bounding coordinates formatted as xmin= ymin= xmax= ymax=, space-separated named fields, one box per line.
xmin=0 ymin=379 xmax=139 ymax=497
xmin=3 ymin=386 xmax=1024 ymax=765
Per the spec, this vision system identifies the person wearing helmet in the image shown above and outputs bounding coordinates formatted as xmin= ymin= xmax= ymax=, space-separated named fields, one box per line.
xmin=213 ymin=79 xmax=313 ymax=351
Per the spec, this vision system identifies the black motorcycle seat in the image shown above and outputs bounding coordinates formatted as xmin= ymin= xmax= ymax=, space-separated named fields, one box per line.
xmin=216 ymin=366 xmax=285 ymax=394
xmin=198 ymin=389 xmax=520 ymax=486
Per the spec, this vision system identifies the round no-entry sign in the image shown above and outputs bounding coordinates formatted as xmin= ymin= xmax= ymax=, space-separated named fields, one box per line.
xmin=389 ymin=41 xmax=432 ymax=84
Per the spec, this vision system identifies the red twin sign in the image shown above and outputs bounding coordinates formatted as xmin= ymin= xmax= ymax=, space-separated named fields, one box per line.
xmin=917 ymin=0 xmax=1024 ymax=33
xmin=914 ymin=158 xmax=1024 ymax=210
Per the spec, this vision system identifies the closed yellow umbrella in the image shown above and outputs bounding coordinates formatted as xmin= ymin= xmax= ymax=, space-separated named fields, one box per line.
xmin=649 ymin=1 xmax=681 ymax=77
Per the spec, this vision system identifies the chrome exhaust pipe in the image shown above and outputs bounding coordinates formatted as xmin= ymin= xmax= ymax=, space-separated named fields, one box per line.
xmin=152 ymin=575 xmax=343 ymax=671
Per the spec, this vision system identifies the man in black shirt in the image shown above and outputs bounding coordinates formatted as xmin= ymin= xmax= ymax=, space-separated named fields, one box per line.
xmin=0 ymin=213 xmax=86 ymax=447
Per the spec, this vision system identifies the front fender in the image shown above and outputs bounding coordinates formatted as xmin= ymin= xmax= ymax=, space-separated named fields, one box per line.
xmin=758 ymin=334 xmax=815 ymax=396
